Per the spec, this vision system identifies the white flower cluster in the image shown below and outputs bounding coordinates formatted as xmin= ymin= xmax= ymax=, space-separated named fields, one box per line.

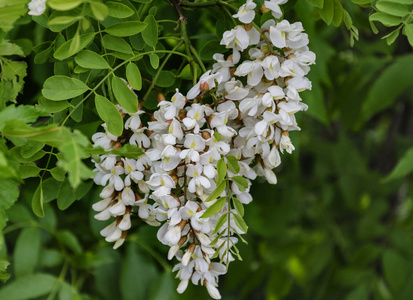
xmin=28 ymin=0 xmax=47 ymax=16
xmin=91 ymin=0 xmax=315 ymax=298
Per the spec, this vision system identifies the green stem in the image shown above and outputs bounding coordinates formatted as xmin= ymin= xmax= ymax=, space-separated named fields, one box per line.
xmin=190 ymin=45 xmax=207 ymax=73
xmin=143 ymin=41 xmax=184 ymax=101
xmin=180 ymin=20 xmax=198 ymax=85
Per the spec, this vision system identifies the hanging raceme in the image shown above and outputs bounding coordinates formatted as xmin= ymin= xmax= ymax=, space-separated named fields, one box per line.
xmin=88 ymin=0 xmax=315 ymax=298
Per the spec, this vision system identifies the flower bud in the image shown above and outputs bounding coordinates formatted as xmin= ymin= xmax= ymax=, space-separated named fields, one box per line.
xmin=260 ymin=3 xmax=271 ymax=13
xmin=157 ymin=93 xmax=166 ymax=102
xmin=177 ymin=280 xmax=189 ymax=294
xmin=200 ymin=81 xmax=210 ymax=92
xmin=201 ymin=131 xmax=211 ymax=140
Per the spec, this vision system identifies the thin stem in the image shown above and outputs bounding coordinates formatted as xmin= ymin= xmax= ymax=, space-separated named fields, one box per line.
xmin=143 ymin=41 xmax=184 ymax=101
xmin=180 ymin=20 xmax=198 ymax=85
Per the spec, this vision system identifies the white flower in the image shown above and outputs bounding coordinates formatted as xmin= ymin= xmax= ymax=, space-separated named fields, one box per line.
xmin=261 ymin=56 xmax=280 ymax=80
xmin=187 ymin=71 xmax=223 ymax=100
xmin=220 ymin=26 xmax=249 ymax=51
xmin=187 ymin=164 xmax=211 ymax=194
xmin=234 ymin=60 xmax=263 ymax=86
xmin=180 ymin=134 xmax=206 ymax=163
xmin=233 ymin=0 xmax=256 ymax=24
xmin=28 ymin=0 xmax=47 ymax=16
xmin=158 ymin=89 xmax=186 ymax=120
xmin=279 ymin=133 xmax=295 ymax=153
xmin=263 ymin=0 xmax=288 ymax=19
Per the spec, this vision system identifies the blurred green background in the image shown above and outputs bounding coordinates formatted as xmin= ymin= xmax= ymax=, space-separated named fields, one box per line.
xmin=2 ymin=0 xmax=413 ymax=299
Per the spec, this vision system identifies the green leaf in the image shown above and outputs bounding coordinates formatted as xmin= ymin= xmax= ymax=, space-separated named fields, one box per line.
xmin=0 ymin=42 xmax=24 ymax=56
xmin=376 ymin=1 xmax=409 ymax=17
xmin=0 ymin=180 xmax=19 ymax=210
xmin=69 ymin=30 xmax=81 ymax=57
xmin=54 ymin=32 xmax=95 ymax=60
xmin=0 ymin=273 xmax=58 ymax=300
xmin=126 ymin=63 xmax=142 ymax=90
xmin=178 ymin=64 xmax=201 ymax=80
xmin=50 ymin=167 xmax=66 ymax=181
xmin=205 ymin=181 xmax=226 ymax=202
xmin=232 ymin=176 xmax=249 ymax=192
xmin=94 ymin=94 xmax=123 ymax=136
xmin=369 ymin=12 xmax=402 ymax=27
xmin=201 ymin=196 xmax=227 ymax=218
xmin=232 ymin=197 xmax=244 ymax=217
xmin=112 ymin=76 xmax=138 ymax=113
xmin=385 ymin=0 xmax=413 ymax=3
xmin=57 ymin=178 xmax=76 ymax=210
xmin=107 ymin=1 xmax=135 ymax=18
xmin=57 ymin=130 xmax=93 ymax=188
xmin=362 ymin=54 xmax=413 ymax=122
xmin=227 ymin=155 xmax=240 ymax=174
xmin=48 ymin=0 xmax=82 ymax=10
xmin=384 ymin=146 xmax=413 ymax=182
xmin=0 ymin=0 xmax=29 ymax=32
xmin=156 ymin=71 xmax=175 ymax=87
xmin=57 ymin=230 xmax=82 ymax=254
xmin=142 ymin=15 xmax=158 ymax=48
xmin=90 ymin=2 xmax=108 ymax=21
xmin=351 ymin=0 xmax=372 ymax=4
xmin=306 ymin=0 xmax=324 ymax=8
xmin=102 ymin=35 xmax=133 ymax=54
xmin=75 ymin=50 xmax=110 ymax=69
xmin=404 ymin=24 xmax=413 ymax=47
xmin=47 ymin=15 xmax=80 ymax=27
xmin=21 ymin=141 xmax=45 ymax=158
xmin=42 ymin=75 xmax=89 ymax=101
xmin=149 ymin=53 xmax=159 ymax=69
xmin=14 ymin=227 xmax=41 ymax=278
xmin=233 ymin=213 xmax=248 ymax=233
xmin=383 ymin=27 xmax=400 ymax=45
xmin=332 ymin=0 xmax=343 ymax=27
xmin=105 ymin=21 xmax=147 ymax=37
xmin=319 ymin=0 xmax=334 ymax=25
xmin=212 ymin=214 xmax=228 ymax=234
xmin=382 ymin=250 xmax=407 ymax=292
xmin=0 ymin=258 xmax=10 ymax=282
xmin=32 ymin=181 xmax=44 ymax=218
xmin=217 ymin=158 xmax=227 ymax=185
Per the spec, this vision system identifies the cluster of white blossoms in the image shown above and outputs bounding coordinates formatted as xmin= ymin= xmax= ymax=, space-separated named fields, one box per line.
xmin=91 ymin=0 xmax=315 ymax=298
xmin=28 ymin=0 xmax=47 ymax=16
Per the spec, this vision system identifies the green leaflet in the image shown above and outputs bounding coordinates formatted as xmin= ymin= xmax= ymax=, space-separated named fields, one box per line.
xmin=107 ymin=1 xmax=135 ymax=18
xmin=384 ymin=146 xmax=413 ymax=182
xmin=102 ymin=35 xmax=133 ymax=54
xmin=227 ymin=155 xmax=240 ymax=174
xmin=126 ymin=63 xmax=142 ymax=90
xmin=75 ymin=50 xmax=110 ymax=69
xmin=48 ymin=0 xmax=82 ymax=11
xmin=57 ymin=130 xmax=94 ymax=188
xmin=0 ymin=0 xmax=28 ymax=32
xmin=32 ymin=181 xmax=45 ymax=218
xmin=0 ymin=273 xmax=58 ymax=300
xmin=14 ymin=227 xmax=41 ymax=278
xmin=105 ymin=21 xmax=147 ymax=37
xmin=54 ymin=32 xmax=96 ymax=60
xmin=94 ymin=94 xmax=124 ymax=136
xmin=42 ymin=75 xmax=89 ymax=101
xmin=112 ymin=75 xmax=139 ymax=113
xmin=90 ymin=2 xmax=109 ymax=21
xmin=201 ymin=197 xmax=227 ymax=218
xmin=362 ymin=54 xmax=413 ymax=122
xmin=142 ymin=15 xmax=158 ymax=48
